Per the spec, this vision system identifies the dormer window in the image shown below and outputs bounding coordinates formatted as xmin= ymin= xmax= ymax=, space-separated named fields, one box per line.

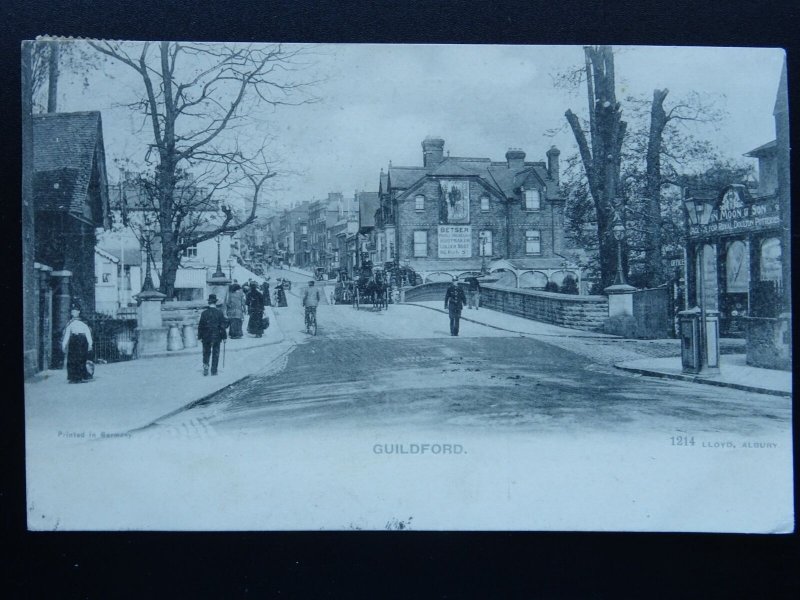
xmin=415 ymin=195 xmax=425 ymax=211
xmin=523 ymin=188 xmax=541 ymax=211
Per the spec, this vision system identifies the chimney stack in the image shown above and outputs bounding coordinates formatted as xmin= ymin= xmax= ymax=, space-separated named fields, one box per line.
xmin=505 ymin=148 xmax=526 ymax=170
xmin=547 ymin=146 xmax=561 ymax=185
xmin=422 ymin=136 xmax=445 ymax=167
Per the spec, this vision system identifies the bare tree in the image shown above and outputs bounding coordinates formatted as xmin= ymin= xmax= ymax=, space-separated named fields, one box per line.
xmin=88 ymin=41 xmax=317 ymax=297
xmin=564 ymin=46 xmax=628 ymax=289
xmin=638 ymin=89 xmax=724 ymax=286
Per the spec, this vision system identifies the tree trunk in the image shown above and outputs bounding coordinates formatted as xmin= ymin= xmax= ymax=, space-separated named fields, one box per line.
xmin=47 ymin=41 xmax=59 ymax=113
xmin=565 ymin=46 xmax=627 ymax=290
xmin=643 ymin=88 xmax=669 ymax=287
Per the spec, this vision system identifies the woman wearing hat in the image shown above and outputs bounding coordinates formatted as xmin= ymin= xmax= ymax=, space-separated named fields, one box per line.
xmin=61 ymin=303 xmax=93 ymax=383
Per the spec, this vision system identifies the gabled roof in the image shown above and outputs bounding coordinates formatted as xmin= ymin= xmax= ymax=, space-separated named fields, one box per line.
xmin=33 ymin=111 xmax=108 ymax=223
xmin=387 ymin=154 xmax=559 ymax=201
xmin=388 ymin=166 xmax=427 ymax=189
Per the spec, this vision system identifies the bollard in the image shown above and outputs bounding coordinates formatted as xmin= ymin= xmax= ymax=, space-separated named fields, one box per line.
xmin=182 ymin=321 xmax=198 ymax=349
xmin=167 ymin=322 xmax=184 ymax=351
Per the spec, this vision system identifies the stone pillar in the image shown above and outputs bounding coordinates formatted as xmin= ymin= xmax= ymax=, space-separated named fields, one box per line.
xmin=605 ymin=283 xmax=637 ymax=317
xmin=604 ymin=283 xmax=637 ymax=338
xmin=35 ymin=264 xmax=54 ymax=372
xmin=50 ymin=270 xmax=72 ymax=368
xmin=136 ymin=289 xmax=168 ymax=356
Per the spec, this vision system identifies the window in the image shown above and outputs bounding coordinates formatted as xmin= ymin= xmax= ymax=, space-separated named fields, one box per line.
xmin=525 ymin=230 xmax=541 ymax=255
xmin=301 ymin=225 xmax=308 ymax=235
xmin=479 ymin=230 xmax=492 ymax=256
xmin=182 ymin=244 xmax=198 ymax=258
xmin=480 ymin=195 xmax=490 ymax=211
xmin=415 ymin=195 xmax=425 ymax=211
xmin=102 ymin=273 xmax=111 ymax=283
xmin=524 ymin=189 xmax=541 ymax=211
xmin=413 ymin=231 xmax=428 ymax=257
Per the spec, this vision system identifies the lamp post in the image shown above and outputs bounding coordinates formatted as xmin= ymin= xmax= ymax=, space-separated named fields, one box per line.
xmin=682 ymin=195 xmax=719 ymax=373
xmin=139 ymin=225 xmax=160 ymax=296
xmin=611 ymin=211 xmax=626 ymax=285
xmin=480 ymin=233 xmax=488 ymax=275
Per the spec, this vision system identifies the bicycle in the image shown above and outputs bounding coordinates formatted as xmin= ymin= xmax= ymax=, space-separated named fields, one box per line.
xmin=304 ymin=306 xmax=317 ymax=336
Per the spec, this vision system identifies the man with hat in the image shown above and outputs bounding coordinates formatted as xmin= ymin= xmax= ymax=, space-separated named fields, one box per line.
xmin=197 ymin=293 xmax=227 ymax=376
xmin=444 ymin=279 xmax=467 ymax=336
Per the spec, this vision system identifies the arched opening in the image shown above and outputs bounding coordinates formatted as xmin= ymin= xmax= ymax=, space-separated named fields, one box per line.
xmin=519 ymin=271 xmax=548 ymax=289
xmin=425 ymin=272 xmax=454 ymax=283
xmin=491 ymin=268 xmax=517 ymax=288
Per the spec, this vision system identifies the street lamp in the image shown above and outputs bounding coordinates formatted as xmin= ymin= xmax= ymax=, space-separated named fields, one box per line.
xmin=139 ymin=225 xmax=157 ymax=294
xmin=682 ymin=194 xmax=719 ymax=373
xmin=611 ymin=210 xmax=626 ymax=285
xmin=480 ymin=233 xmax=488 ymax=275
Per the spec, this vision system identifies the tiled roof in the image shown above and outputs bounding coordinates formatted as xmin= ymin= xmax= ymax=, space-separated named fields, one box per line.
xmin=388 ymin=167 xmax=427 ymax=189
xmin=33 ymin=111 xmax=108 ymax=221
xmin=388 ymin=156 xmax=560 ymax=200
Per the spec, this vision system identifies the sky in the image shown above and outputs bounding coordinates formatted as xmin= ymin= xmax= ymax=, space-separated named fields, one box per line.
xmin=53 ymin=43 xmax=785 ymax=211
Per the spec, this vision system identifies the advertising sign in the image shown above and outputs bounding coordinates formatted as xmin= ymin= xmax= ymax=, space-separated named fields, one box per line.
xmin=438 ymin=225 xmax=472 ymax=258
xmin=439 ymin=180 xmax=470 ymax=224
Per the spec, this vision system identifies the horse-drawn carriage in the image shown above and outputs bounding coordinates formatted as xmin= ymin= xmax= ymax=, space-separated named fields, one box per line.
xmin=332 ymin=262 xmax=389 ymax=310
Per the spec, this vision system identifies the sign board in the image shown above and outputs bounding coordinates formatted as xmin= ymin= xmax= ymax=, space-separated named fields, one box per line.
xmin=688 ymin=198 xmax=780 ymax=238
xmin=438 ymin=225 xmax=472 ymax=258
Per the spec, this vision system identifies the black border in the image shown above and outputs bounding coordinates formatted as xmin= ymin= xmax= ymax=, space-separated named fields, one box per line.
xmin=4 ymin=0 xmax=799 ymax=597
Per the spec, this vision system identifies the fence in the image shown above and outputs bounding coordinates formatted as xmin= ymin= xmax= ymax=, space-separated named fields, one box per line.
xmin=631 ymin=286 xmax=672 ymax=339
xmin=84 ymin=314 xmax=138 ymax=364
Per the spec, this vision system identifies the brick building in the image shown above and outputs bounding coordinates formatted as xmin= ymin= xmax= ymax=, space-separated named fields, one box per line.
xmin=374 ymin=137 xmax=578 ymax=287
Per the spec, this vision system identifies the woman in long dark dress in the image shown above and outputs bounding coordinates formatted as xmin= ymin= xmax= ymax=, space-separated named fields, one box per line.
xmin=61 ymin=304 xmax=93 ymax=383
xmin=262 ymin=279 xmax=272 ymax=307
xmin=275 ymin=280 xmax=288 ymax=307
xmin=246 ymin=287 xmax=266 ymax=337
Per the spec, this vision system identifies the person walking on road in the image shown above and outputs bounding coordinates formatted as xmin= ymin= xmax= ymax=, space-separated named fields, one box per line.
xmin=246 ymin=285 xmax=268 ymax=337
xmin=198 ymin=294 xmax=227 ymax=376
xmin=275 ymin=279 xmax=288 ymax=307
xmin=61 ymin=303 xmax=93 ymax=383
xmin=262 ymin=278 xmax=272 ymax=307
xmin=444 ymin=280 xmax=467 ymax=336
xmin=465 ymin=276 xmax=481 ymax=310
xmin=225 ymin=283 xmax=246 ymax=339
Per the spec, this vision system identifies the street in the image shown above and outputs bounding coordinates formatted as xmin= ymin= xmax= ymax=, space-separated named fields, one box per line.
xmin=153 ymin=268 xmax=790 ymax=438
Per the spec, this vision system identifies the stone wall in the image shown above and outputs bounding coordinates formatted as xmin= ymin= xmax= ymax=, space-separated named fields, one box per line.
xmin=745 ymin=315 xmax=792 ymax=371
xmin=480 ymin=284 xmax=608 ymax=331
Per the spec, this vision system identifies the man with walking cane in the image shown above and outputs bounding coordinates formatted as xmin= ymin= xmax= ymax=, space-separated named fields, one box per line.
xmin=198 ymin=294 xmax=227 ymax=376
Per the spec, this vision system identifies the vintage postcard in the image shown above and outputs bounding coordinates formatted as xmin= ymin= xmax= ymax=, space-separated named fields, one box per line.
xmin=22 ymin=41 xmax=792 ymax=531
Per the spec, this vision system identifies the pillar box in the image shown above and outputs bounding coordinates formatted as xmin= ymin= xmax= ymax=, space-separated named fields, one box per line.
xmin=136 ymin=288 xmax=168 ymax=355
xmin=50 ymin=270 xmax=72 ymax=368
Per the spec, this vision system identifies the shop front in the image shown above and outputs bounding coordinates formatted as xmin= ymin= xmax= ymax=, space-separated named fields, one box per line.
xmin=685 ymin=185 xmax=785 ymax=336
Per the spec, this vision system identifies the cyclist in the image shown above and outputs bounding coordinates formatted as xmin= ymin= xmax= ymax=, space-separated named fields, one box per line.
xmin=302 ymin=279 xmax=322 ymax=330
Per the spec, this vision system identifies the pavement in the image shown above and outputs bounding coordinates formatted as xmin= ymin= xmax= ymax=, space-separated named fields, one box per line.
xmin=24 ymin=306 xmax=292 ymax=436
xmin=615 ymin=354 xmax=792 ymax=397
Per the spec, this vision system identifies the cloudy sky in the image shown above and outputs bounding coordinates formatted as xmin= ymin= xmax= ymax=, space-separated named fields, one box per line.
xmin=55 ymin=43 xmax=785 ymax=209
